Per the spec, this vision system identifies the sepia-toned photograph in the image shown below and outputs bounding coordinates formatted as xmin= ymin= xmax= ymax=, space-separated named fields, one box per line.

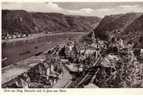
xmin=1 ymin=1 xmax=143 ymax=89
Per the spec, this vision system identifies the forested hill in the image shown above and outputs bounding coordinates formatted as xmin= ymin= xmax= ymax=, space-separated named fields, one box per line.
xmin=92 ymin=13 xmax=143 ymax=48
xmin=2 ymin=10 xmax=101 ymax=34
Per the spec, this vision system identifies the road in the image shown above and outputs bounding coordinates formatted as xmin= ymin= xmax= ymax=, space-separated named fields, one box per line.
xmin=52 ymin=64 xmax=73 ymax=88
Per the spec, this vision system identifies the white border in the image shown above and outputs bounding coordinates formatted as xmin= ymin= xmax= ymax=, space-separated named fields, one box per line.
xmin=1 ymin=0 xmax=143 ymax=96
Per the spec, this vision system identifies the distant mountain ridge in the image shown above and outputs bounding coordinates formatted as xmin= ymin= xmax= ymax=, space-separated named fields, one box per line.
xmin=2 ymin=10 xmax=101 ymax=34
xmin=92 ymin=13 xmax=143 ymax=48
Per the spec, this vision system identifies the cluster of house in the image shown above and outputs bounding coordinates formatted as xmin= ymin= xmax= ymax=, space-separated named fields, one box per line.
xmin=2 ymin=32 xmax=30 ymax=40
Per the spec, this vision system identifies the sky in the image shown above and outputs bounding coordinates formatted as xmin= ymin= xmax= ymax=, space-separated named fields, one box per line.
xmin=2 ymin=2 xmax=143 ymax=17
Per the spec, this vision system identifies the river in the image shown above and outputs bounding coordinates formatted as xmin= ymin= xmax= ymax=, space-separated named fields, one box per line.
xmin=2 ymin=32 xmax=88 ymax=67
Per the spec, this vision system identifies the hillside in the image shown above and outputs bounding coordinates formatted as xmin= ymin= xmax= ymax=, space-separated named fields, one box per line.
xmin=2 ymin=10 xmax=101 ymax=34
xmin=92 ymin=13 xmax=143 ymax=48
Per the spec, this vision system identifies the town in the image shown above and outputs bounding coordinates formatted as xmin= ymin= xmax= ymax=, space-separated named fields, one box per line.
xmin=2 ymin=31 xmax=143 ymax=88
